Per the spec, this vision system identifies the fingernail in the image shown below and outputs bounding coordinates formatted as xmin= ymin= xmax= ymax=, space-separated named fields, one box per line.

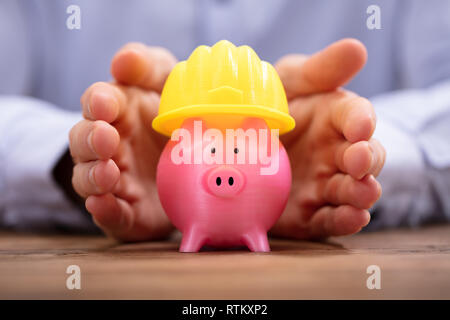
xmin=88 ymin=165 xmax=97 ymax=188
xmin=87 ymin=130 xmax=99 ymax=157
xmin=369 ymin=144 xmax=376 ymax=173
xmin=87 ymin=99 xmax=92 ymax=117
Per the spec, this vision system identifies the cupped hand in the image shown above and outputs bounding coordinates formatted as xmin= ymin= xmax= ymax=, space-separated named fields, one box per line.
xmin=69 ymin=43 xmax=176 ymax=241
xmin=69 ymin=39 xmax=385 ymax=243
xmin=271 ymin=39 xmax=386 ymax=239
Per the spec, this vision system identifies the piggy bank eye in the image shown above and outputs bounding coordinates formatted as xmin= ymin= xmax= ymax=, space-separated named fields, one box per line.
xmin=211 ymin=147 xmax=216 ymax=154
xmin=234 ymin=147 xmax=239 ymax=154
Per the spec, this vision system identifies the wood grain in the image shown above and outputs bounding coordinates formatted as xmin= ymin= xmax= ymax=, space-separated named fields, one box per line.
xmin=0 ymin=225 xmax=449 ymax=299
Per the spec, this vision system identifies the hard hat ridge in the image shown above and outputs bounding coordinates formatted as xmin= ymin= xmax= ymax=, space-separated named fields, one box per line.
xmin=152 ymin=40 xmax=295 ymax=136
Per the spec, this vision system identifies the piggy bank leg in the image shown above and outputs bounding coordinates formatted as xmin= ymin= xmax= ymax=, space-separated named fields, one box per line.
xmin=241 ymin=230 xmax=270 ymax=252
xmin=179 ymin=226 xmax=206 ymax=253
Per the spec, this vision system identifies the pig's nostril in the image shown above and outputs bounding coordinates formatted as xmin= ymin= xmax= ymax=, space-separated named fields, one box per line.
xmin=207 ymin=167 xmax=244 ymax=196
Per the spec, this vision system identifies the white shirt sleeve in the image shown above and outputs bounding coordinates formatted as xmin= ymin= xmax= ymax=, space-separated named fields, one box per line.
xmin=0 ymin=0 xmax=95 ymax=231
xmin=369 ymin=80 xmax=450 ymax=229
xmin=0 ymin=96 xmax=95 ymax=231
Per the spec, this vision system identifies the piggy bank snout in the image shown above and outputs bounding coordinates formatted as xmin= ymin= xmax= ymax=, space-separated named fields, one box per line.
xmin=206 ymin=166 xmax=245 ymax=198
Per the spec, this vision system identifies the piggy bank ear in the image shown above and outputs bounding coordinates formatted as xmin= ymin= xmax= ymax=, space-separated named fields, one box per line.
xmin=241 ymin=117 xmax=269 ymax=131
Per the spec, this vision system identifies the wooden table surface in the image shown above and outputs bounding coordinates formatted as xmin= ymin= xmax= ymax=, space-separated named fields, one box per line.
xmin=0 ymin=225 xmax=449 ymax=299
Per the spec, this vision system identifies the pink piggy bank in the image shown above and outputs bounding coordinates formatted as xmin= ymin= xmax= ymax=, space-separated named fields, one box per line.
xmin=156 ymin=118 xmax=291 ymax=252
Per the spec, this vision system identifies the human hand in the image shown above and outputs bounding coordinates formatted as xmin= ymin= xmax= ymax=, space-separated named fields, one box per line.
xmin=271 ymin=39 xmax=385 ymax=239
xmin=69 ymin=43 xmax=176 ymax=241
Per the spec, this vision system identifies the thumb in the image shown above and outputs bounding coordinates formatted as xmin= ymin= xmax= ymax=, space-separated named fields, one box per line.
xmin=111 ymin=43 xmax=177 ymax=93
xmin=275 ymin=38 xmax=367 ymax=99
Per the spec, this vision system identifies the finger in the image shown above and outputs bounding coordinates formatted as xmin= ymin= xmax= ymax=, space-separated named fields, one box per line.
xmin=323 ymin=174 xmax=382 ymax=209
xmin=330 ymin=93 xmax=376 ymax=143
xmin=335 ymin=139 xmax=385 ymax=179
xmin=85 ymin=193 xmax=134 ymax=239
xmin=308 ymin=205 xmax=371 ymax=239
xmin=81 ymin=82 xmax=127 ymax=123
xmin=72 ymin=160 xmax=120 ymax=198
xmin=275 ymin=54 xmax=308 ymax=100
xmin=275 ymin=38 xmax=367 ymax=99
xmin=69 ymin=120 xmax=120 ymax=162
xmin=111 ymin=43 xmax=177 ymax=92
xmin=111 ymin=172 xmax=145 ymax=203
xmin=369 ymin=139 xmax=386 ymax=177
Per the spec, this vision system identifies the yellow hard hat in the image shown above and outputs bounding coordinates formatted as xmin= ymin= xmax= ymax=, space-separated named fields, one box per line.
xmin=152 ymin=40 xmax=295 ymax=136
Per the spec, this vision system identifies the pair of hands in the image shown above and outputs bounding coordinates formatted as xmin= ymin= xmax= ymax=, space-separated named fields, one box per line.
xmin=69 ymin=39 xmax=385 ymax=242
